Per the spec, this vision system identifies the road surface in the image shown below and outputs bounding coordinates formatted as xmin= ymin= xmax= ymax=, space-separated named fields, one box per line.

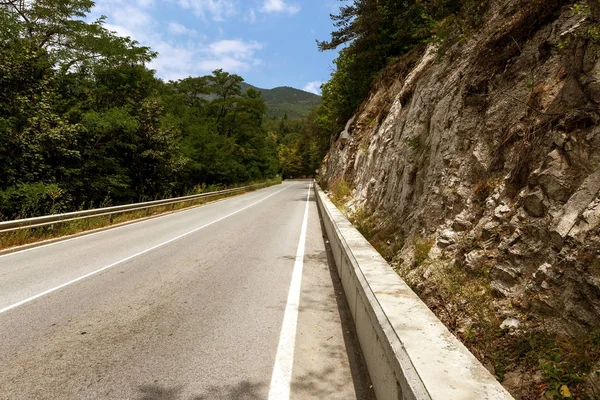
xmin=0 ymin=181 xmax=373 ymax=400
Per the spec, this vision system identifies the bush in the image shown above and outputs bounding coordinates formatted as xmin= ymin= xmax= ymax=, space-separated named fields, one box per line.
xmin=413 ymin=237 xmax=434 ymax=266
xmin=0 ymin=183 xmax=66 ymax=220
xmin=330 ymin=179 xmax=352 ymax=205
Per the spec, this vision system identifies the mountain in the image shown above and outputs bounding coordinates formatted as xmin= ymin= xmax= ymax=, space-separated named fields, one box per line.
xmin=240 ymin=83 xmax=321 ymax=119
xmin=319 ymin=0 xmax=600 ymax=397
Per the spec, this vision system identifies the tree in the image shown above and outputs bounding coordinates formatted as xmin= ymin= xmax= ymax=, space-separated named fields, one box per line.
xmin=0 ymin=0 xmax=155 ymax=70
xmin=0 ymin=0 xmax=163 ymax=216
xmin=0 ymin=0 xmax=282 ymax=219
xmin=316 ymin=0 xmax=488 ymax=141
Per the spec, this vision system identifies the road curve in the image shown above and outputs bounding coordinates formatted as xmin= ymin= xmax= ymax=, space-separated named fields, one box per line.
xmin=0 ymin=181 xmax=373 ymax=399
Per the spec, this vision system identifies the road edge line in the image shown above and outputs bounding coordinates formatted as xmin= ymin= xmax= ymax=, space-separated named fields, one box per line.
xmin=0 ymin=184 xmax=282 ymax=259
xmin=268 ymin=182 xmax=312 ymax=400
xmin=0 ymin=183 xmax=294 ymax=315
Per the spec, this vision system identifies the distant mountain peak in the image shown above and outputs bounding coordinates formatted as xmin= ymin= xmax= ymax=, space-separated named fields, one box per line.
xmin=240 ymin=83 xmax=321 ymax=118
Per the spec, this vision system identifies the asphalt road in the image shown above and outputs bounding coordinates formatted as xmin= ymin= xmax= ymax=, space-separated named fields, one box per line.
xmin=0 ymin=181 xmax=373 ymax=400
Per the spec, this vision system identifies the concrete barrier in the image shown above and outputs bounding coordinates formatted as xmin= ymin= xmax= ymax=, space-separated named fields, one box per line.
xmin=314 ymin=184 xmax=514 ymax=400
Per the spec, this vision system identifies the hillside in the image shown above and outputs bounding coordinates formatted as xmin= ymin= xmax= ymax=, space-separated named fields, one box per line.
xmin=319 ymin=0 xmax=600 ymax=398
xmin=240 ymin=83 xmax=321 ymax=118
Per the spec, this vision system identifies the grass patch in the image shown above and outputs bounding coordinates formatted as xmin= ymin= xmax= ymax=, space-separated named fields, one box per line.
xmin=329 ymin=179 xmax=352 ymax=205
xmin=406 ymin=136 xmax=422 ymax=150
xmin=397 ymin=254 xmax=600 ymax=399
xmin=349 ymin=206 xmax=375 ymax=238
xmin=413 ymin=237 xmax=434 ymax=266
xmin=347 ymin=207 xmax=405 ymax=262
xmin=492 ymin=328 xmax=600 ymax=399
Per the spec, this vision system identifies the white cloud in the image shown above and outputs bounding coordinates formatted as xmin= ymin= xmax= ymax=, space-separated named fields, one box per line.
xmin=243 ymin=8 xmax=257 ymax=23
xmin=167 ymin=22 xmax=197 ymax=37
xmin=197 ymin=57 xmax=249 ymax=72
xmin=303 ymin=81 xmax=323 ymax=95
xmin=136 ymin=0 xmax=154 ymax=8
xmin=149 ymin=42 xmax=198 ymax=81
xmin=209 ymin=39 xmax=263 ymax=58
xmin=111 ymin=6 xmax=154 ymax=31
xmin=176 ymin=0 xmax=236 ymax=21
xmin=91 ymin=0 xmax=264 ymax=81
xmin=94 ymin=0 xmax=154 ymax=12
xmin=196 ymin=39 xmax=263 ymax=75
xmin=261 ymin=0 xmax=300 ymax=14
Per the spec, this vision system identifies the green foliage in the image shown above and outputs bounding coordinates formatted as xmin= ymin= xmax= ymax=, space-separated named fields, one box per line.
xmin=263 ymin=110 xmax=330 ymax=179
xmin=350 ymin=207 xmax=375 ymax=238
xmin=240 ymin=83 xmax=322 ymax=118
xmin=329 ymin=179 xmax=352 ymax=205
xmin=174 ymin=70 xmax=279 ymax=186
xmin=0 ymin=183 xmax=66 ymax=219
xmin=0 ymin=0 xmax=155 ymax=69
xmin=413 ymin=237 xmax=434 ymax=266
xmin=571 ymin=1 xmax=600 ymax=42
xmin=0 ymin=0 xmax=283 ymax=220
xmin=316 ymin=0 xmax=489 ymax=137
xmin=491 ymin=329 xmax=600 ymax=400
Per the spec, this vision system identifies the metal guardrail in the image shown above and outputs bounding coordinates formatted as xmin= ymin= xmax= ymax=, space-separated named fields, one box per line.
xmin=0 ymin=182 xmax=271 ymax=233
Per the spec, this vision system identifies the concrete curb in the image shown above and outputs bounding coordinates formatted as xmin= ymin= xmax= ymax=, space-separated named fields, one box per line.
xmin=314 ymin=183 xmax=514 ymax=400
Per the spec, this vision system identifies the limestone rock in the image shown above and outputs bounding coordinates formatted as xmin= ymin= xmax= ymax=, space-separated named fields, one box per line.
xmin=586 ymin=368 xmax=600 ymax=399
xmin=533 ymin=263 xmax=558 ymax=284
xmin=464 ymin=250 xmax=488 ymax=271
xmin=320 ymin=1 xmax=600 ymax=394
xmin=500 ymin=317 xmax=521 ymax=331
xmin=538 ymin=150 xmax=571 ymax=203
xmin=452 ymin=214 xmax=473 ymax=232
xmin=439 ymin=229 xmax=456 ymax=241
xmin=587 ymin=81 xmax=600 ymax=104
xmin=481 ymin=220 xmax=500 ymax=241
xmin=523 ymin=189 xmax=547 ymax=217
xmin=490 ymin=264 xmax=520 ymax=297
xmin=501 ymin=371 xmax=523 ymax=393
xmin=494 ymin=204 xmax=511 ymax=219
xmin=552 ymin=168 xmax=600 ymax=241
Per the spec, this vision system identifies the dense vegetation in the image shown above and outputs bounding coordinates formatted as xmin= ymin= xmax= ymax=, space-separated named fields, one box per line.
xmin=0 ymin=0 xmax=491 ymax=221
xmin=239 ymin=83 xmax=321 ymax=118
xmin=0 ymin=0 xmax=326 ymax=221
xmin=265 ymin=112 xmax=330 ymax=179
xmin=316 ymin=0 xmax=488 ymax=134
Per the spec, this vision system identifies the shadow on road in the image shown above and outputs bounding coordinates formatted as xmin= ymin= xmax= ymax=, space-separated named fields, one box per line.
xmin=137 ymin=379 xmax=265 ymax=400
xmin=315 ymin=202 xmax=377 ymax=400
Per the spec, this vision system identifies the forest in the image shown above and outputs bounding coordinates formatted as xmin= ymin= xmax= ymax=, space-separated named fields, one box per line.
xmin=0 ymin=0 xmax=490 ymax=221
xmin=317 ymin=0 xmax=489 ymax=135
xmin=0 ymin=0 xmax=326 ymax=221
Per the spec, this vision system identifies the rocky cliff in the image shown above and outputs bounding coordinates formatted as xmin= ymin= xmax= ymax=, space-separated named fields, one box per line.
xmin=319 ymin=0 xmax=600 ymax=398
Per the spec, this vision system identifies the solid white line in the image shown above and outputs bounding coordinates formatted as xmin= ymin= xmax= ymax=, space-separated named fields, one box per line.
xmin=268 ymin=182 xmax=312 ymax=400
xmin=0 ymin=184 xmax=294 ymax=315
xmin=0 ymin=184 xmax=283 ymax=260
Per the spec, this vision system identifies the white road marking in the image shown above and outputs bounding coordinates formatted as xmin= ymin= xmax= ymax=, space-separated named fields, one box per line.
xmin=268 ymin=182 xmax=312 ymax=400
xmin=0 ymin=184 xmax=283 ymax=260
xmin=0 ymin=184 xmax=294 ymax=315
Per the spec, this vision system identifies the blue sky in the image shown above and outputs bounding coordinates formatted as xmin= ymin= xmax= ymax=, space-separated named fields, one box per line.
xmin=90 ymin=0 xmax=342 ymax=94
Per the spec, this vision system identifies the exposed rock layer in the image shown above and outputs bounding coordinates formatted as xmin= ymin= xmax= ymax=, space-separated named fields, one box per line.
xmin=320 ymin=0 xmax=600 ymax=397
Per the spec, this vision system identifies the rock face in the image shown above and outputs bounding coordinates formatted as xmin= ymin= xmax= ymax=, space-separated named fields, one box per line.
xmin=320 ymin=0 xmax=600 ymax=394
